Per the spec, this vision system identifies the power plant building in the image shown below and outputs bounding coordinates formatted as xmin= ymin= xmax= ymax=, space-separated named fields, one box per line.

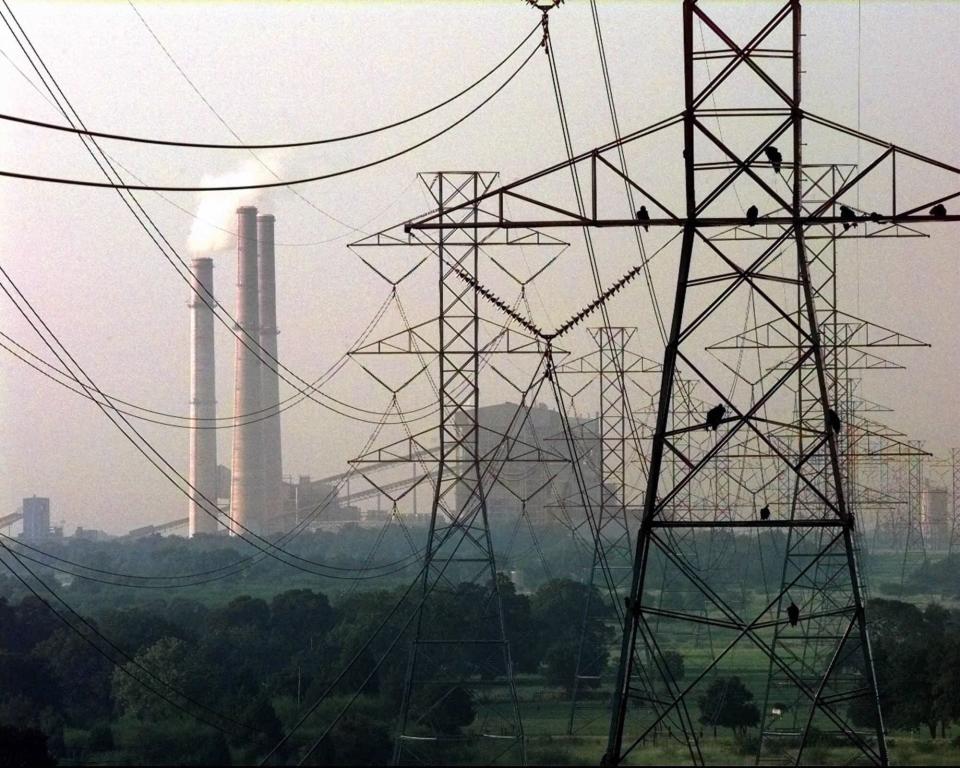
xmin=455 ymin=402 xmax=604 ymax=527
xmin=22 ymin=496 xmax=51 ymax=541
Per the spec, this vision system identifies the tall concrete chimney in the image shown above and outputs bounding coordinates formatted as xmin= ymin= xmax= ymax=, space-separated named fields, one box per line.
xmin=188 ymin=257 xmax=219 ymax=536
xmin=229 ymin=206 xmax=265 ymax=535
xmin=257 ymin=214 xmax=284 ymax=528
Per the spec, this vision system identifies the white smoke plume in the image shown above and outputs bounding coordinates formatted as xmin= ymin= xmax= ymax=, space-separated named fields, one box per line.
xmin=187 ymin=154 xmax=283 ymax=253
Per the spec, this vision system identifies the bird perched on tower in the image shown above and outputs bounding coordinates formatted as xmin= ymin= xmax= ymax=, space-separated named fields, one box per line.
xmin=787 ymin=602 xmax=800 ymax=627
xmin=827 ymin=408 xmax=842 ymax=435
xmin=764 ymin=145 xmax=783 ymax=175
xmin=760 ymin=505 xmax=771 ymax=521
xmin=931 ymin=203 xmax=947 ymax=218
xmin=840 ymin=205 xmax=858 ymax=231
xmin=746 ymin=205 xmax=759 ymax=226
xmin=636 ymin=205 xmax=650 ymax=231
xmin=705 ymin=404 xmax=726 ymax=431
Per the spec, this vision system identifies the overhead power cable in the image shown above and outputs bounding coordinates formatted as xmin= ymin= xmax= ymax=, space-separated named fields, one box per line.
xmin=0 ymin=393 xmax=423 ymax=588
xmin=261 ymin=359 xmax=552 ymax=764
xmin=0 ymin=540 xmax=252 ymax=735
xmin=0 ymin=43 xmax=540 ymax=192
xmin=0 ymin=290 xmax=444 ymax=429
xmin=1 ymin=0 xmax=540 ymax=432
xmin=0 ymin=4 xmax=447 ymax=429
xmin=0 ymin=256 xmax=422 ymax=579
xmin=0 ymin=21 xmax=538 ymax=149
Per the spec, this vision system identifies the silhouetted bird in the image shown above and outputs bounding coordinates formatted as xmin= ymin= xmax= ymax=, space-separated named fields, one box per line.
xmin=636 ymin=205 xmax=650 ymax=232
xmin=931 ymin=203 xmax=947 ymax=218
xmin=764 ymin=145 xmax=783 ymax=175
xmin=760 ymin=505 xmax=771 ymax=521
xmin=705 ymin=404 xmax=726 ymax=431
xmin=827 ymin=408 xmax=842 ymax=435
xmin=868 ymin=211 xmax=882 ymax=223
xmin=787 ymin=602 xmax=800 ymax=627
xmin=746 ymin=205 xmax=759 ymax=226
xmin=840 ymin=205 xmax=858 ymax=231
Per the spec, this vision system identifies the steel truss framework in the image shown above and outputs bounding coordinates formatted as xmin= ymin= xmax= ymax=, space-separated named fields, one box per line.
xmin=704 ymin=161 xmax=932 ymax=758
xmin=554 ymin=328 xmax=654 ymax=734
xmin=408 ymin=2 xmax=960 ymax=765
xmin=350 ymin=172 xmax=577 ymax=766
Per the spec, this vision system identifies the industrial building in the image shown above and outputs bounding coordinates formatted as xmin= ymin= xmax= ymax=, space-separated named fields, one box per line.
xmin=455 ymin=401 xmax=605 ymax=527
xmin=21 ymin=495 xmax=51 ymax=540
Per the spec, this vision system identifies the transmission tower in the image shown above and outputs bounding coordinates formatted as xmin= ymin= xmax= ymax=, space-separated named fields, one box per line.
xmin=350 ymin=171 xmax=568 ymax=765
xmin=705 ymin=161 xmax=929 ymax=759
xmin=553 ymin=327 xmax=659 ymax=734
xmin=947 ymin=450 xmax=960 ymax=556
xmin=405 ymin=2 xmax=960 ymax=764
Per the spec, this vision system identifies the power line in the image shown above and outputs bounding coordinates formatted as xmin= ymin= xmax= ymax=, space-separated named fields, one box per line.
xmin=0 ymin=291 xmax=444 ymax=428
xmin=0 ymin=1 xmax=402 ymax=430
xmin=0 ymin=44 xmax=539 ymax=192
xmin=0 ymin=539 xmax=253 ymax=735
xmin=0 ymin=0 xmax=543 ymax=437
xmin=0 ymin=18 xmax=538 ymax=150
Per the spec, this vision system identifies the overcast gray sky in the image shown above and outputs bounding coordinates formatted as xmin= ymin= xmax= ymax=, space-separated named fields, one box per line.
xmin=0 ymin=1 xmax=957 ymax=534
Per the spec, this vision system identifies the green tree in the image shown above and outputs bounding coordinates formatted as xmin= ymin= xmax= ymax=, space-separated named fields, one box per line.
xmin=236 ymin=695 xmax=283 ymax=755
xmin=530 ymin=579 xmax=611 ymax=688
xmin=270 ymin=589 xmax=335 ymax=651
xmin=662 ymin=650 xmax=685 ymax=685
xmin=698 ymin=676 xmax=760 ymax=737
xmin=216 ymin=595 xmax=270 ymax=631
xmin=86 ymin=723 xmax=114 ymax=752
xmin=422 ymin=685 xmax=477 ymax=735
xmin=852 ymin=599 xmax=955 ymax=738
xmin=306 ymin=712 xmax=392 ymax=766
xmin=543 ymin=638 xmax=580 ymax=692
xmin=112 ymin=636 xmax=191 ymax=720
xmin=34 ymin=628 xmax=112 ymax=724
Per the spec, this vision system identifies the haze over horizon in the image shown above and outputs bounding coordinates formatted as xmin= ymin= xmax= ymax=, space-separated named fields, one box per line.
xmin=1 ymin=0 xmax=958 ymax=535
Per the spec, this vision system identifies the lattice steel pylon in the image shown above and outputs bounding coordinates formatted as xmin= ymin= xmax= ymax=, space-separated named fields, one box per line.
xmin=554 ymin=327 xmax=656 ymax=734
xmin=948 ymin=450 xmax=960 ymax=556
xmin=350 ymin=171 xmax=569 ymax=766
xmin=395 ymin=172 xmax=525 ymax=765
xmin=705 ymin=162 xmax=929 ymax=762
xmin=406 ymin=2 xmax=960 ymax=764
xmin=610 ymin=5 xmax=888 ymax=762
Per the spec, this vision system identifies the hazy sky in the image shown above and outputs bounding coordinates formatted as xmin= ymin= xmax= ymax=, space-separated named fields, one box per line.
xmin=0 ymin=1 xmax=957 ymax=534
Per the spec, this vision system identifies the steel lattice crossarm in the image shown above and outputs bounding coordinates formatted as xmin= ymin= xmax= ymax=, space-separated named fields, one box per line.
xmin=707 ymin=310 xmax=929 ymax=352
xmin=403 ymin=125 xmax=960 ymax=236
xmin=708 ymin=163 xmax=930 ymax=241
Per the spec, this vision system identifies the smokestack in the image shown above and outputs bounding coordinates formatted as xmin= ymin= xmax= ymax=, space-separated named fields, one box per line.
xmin=257 ymin=214 xmax=284 ymax=528
xmin=229 ymin=206 xmax=265 ymax=535
xmin=188 ymin=258 xmax=220 ymax=536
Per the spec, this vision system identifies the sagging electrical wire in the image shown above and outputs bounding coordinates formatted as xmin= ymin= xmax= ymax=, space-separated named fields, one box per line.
xmin=0 ymin=259 xmax=434 ymax=582
xmin=0 ymin=539 xmax=255 ymax=736
xmin=0 ymin=290 xmax=444 ymax=429
xmin=0 ymin=1 xmax=472 ymax=430
xmin=0 ymin=20 xmax=538 ymax=150
xmin=0 ymin=10 xmax=370 ymax=430
xmin=0 ymin=1 xmax=537 ymax=432
xmin=0 ymin=43 xmax=541 ymax=192
xmin=262 ymin=355 xmax=553 ymax=764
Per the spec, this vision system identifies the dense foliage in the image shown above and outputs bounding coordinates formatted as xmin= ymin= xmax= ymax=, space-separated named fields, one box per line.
xmin=2 ymin=529 xmax=959 ymax=764
xmin=0 ymin=573 xmax=609 ymax=764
